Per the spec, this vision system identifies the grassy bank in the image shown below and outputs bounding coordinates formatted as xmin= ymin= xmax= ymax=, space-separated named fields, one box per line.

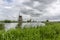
xmin=0 ymin=22 xmax=60 ymax=40
xmin=0 ymin=24 xmax=4 ymax=30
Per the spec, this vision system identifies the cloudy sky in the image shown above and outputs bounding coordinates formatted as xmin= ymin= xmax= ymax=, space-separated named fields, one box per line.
xmin=0 ymin=0 xmax=60 ymax=21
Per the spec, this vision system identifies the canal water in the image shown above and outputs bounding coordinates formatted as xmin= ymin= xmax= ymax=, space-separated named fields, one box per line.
xmin=1 ymin=22 xmax=45 ymax=30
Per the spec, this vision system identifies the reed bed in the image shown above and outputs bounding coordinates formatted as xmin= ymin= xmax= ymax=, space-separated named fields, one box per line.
xmin=0 ymin=22 xmax=60 ymax=40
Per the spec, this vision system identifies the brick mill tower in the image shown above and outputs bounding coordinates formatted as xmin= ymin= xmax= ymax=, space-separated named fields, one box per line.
xmin=18 ymin=15 xmax=22 ymax=22
xmin=18 ymin=10 xmax=22 ymax=23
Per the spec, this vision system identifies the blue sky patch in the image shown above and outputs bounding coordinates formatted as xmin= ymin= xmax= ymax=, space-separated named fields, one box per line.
xmin=3 ymin=0 xmax=13 ymax=3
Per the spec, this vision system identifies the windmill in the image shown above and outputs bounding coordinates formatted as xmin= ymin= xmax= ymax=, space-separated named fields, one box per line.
xmin=18 ymin=9 xmax=22 ymax=23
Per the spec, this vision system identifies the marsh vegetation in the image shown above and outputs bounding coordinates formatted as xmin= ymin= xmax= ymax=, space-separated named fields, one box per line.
xmin=0 ymin=22 xmax=60 ymax=40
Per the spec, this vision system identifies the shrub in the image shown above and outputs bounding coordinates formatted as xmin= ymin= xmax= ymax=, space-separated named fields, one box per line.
xmin=4 ymin=20 xmax=11 ymax=23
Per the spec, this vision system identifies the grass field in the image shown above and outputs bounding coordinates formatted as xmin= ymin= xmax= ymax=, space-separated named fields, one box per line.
xmin=0 ymin=22 xmax=60 ymax=40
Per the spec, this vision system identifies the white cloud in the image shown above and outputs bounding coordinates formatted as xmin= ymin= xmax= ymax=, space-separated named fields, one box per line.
xmin=46 ymin=0 xmax=60 ymax=16
xmin=4 ymin=6 xmax=12 ymax=9
xmin=0 ymin=0 xmax=31 ymax=21
xmin=0 ymin=0 xmax=4 ymax=5
xmin=38 ymin=0 xmax=60 ymax=21
xmin=33 ymin=1 xmax=41 ymax=7
xmin=0 ymin=0 xmax=60 ymax=21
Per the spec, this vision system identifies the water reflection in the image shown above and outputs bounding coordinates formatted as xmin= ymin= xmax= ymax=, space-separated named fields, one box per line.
xmin=4 ymin=22 xmax=45 ymax=30
xmin=4 ymin=23 xmax=18 ymax=30
xmin=16 ymin=22 xmax=22 ymax=28
xmin=19 ymin=22 xmax=45 ymax=28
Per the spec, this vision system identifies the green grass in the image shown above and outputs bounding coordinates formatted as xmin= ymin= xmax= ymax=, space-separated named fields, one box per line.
xmin=0 ymin=24 xmax=4 ymax=30
xmin=0 ymin=22 xmax=60 ymax=40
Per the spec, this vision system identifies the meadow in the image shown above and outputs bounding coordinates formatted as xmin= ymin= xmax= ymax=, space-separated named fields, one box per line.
xmin=0 ymin=22 xmax=60 ymax=40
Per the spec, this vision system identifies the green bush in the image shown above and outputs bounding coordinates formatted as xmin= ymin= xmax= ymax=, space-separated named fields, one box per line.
xmin=4 ymin=20 xmax=11 ymax=23
xmin=46 ymin=20 xmax=49 ymax=22
xmin=0 ymin=24 xmax=4 ymax=30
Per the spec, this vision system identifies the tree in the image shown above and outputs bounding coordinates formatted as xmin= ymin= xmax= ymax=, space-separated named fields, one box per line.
xmin=4 ymin=20 xmax=11 ymax=23
xmin=46 ymin=20 xmax=49 ymax=22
